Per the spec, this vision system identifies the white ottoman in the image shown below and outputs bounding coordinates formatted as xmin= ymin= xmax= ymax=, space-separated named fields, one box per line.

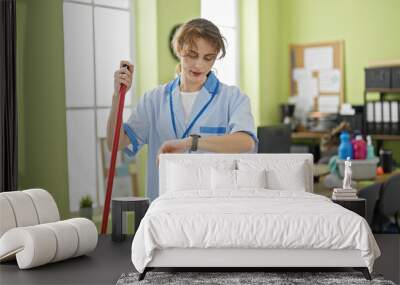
xmin=0 ymin=189 xmax=98 ymax=269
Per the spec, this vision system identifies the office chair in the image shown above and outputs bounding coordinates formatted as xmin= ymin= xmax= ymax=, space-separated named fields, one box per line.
xmin=378 ymin=174 xmax=400 ymax=233
xmin=257 ymin=124 xmax=291 ymax=153
xmin=358 ymin=183 xmax=382 ymax=225
xmin=362 ymin=174 xmax=400 ymax=233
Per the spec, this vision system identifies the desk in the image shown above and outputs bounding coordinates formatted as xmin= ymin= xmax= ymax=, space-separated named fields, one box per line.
xmin=313 ymin=164 xmax=330 ymax=177
xmin=292 ymin=131 xmax=400 ymax=164
xmin=374 ymin=168 xmax=400 ymax=182
xmin=371 ymin=135 xmax=400 ymax=155
xmin=291 ymin=131 xmax=327 ymax=162
xmin=358 ymin=168 xmax=400 ymax=190
xmin=291 ymin=131 xmax=327 ymax=140
xmin=292 ymin=131 xmax=400 ymax=150
xmin=292 ymin=131 xmax=400 ymax=141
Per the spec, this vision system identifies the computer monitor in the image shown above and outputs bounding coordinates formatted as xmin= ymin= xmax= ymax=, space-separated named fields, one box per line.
xmin=257 ymin=124 xmax=291 ymax=153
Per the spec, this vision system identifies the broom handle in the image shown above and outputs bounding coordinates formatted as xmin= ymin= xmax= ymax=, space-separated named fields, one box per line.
xmin=101 ymin=69 xmax=128 ymax=234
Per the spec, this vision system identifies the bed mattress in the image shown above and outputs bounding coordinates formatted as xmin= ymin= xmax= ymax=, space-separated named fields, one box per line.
xmin=131 ymin=189 xmax=380 ymax=273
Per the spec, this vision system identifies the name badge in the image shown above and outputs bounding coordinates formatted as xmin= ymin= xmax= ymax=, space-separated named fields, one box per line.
xmin=200 ymin=126 xmax=226 ymax=134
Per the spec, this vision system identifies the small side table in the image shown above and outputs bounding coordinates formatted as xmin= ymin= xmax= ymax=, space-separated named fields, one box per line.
xmin=112 ymin=197 xmax=149 ymax=242
xmin=332 ymin=198 xmax=366 ymax=219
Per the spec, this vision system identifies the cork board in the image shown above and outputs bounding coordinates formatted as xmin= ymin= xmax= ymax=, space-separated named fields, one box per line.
xmin=289 ymin=40 xmax=344 ymax=113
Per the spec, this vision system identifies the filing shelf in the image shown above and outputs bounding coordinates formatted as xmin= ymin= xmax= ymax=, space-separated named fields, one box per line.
xmin=363 ymin=90 xmax=400 ymax=151
xmin=363 ymin=65 xmax=400 ymax=151
xmin=363 ymin=89 xmax=400 ymax=137
xmin=364 ymin=62 xmax=400 ymax=150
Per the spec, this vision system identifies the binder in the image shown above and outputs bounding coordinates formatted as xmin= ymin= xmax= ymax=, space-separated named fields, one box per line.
xmin=366 ymin=102 xmax=375 ymax=134
xmin=374 ymin=101 xmax=383 ymax=134
xmin=391 ymin=101 xmax=399 ymax=135
xmin=383 ymin=101 xmax=391 ymax=134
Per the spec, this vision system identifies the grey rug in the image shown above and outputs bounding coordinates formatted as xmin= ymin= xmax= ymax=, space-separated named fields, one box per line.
xmin=116 ymin=271 xmax=396 ymax=285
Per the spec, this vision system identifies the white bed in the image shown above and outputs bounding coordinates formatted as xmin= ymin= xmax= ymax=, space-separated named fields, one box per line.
xmin=131 ymin=154 xmax=380 ymax=280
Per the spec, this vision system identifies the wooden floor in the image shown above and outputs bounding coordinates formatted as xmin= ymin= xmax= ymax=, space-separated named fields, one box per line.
xmin=0 ymin=235 xmax=134 ymax=285
xmin=1 ymin=234 xmax=398 ymax=285
xmin=373 ymin=234 xmax=400 ymax=284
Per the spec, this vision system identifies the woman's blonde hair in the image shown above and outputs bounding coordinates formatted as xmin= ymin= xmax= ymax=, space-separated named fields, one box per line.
xmin=172 ymin=18 xmax=226 ymax=73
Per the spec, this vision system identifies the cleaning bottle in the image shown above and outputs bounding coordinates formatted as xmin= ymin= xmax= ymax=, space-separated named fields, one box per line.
xmin=338 ymin=131 xmax=353 ymax=160
xmin=366 ymin=135 xmax=375 ymax=159
xmin=352 ymin=135 xmax=367 ymax=160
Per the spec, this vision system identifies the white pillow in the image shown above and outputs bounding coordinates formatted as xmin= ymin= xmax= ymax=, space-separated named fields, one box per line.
xmin=211 ymin=169 xmax=267 ymax=190
xmin=266 ymin=166 xmax=306 ymax=191
xmin=238 ymin=159 xmax=307 ymax=191
xmin=236 ymin=169 xmax=267 ymax=189
xmin=167 ymin=162 xmax=211 ymax=191
xmin=211 ymin=168 xmax=236 ymax=190
xmin=165 ymin=159 xmax=236 ymax=192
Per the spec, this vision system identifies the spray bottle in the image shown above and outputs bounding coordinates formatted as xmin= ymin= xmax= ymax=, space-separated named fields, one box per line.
xmin=353 ymin=135 xmax=367 ymax=160
xmin=366 ymin=135 xmax=375 ymax=159
xmin=338 ymin=131 xmax=353 ymax=160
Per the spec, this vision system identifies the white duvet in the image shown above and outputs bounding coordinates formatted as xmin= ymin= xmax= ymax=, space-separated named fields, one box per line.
xmin=131 ymin=189 xmax=380 ymax=273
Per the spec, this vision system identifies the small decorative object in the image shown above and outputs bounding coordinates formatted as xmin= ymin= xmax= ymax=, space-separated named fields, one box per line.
xmin=332 ymin=157 xmax=358 ymax=200
xmin=79 ymin=195 xmax=93 ymax=220
xmin=379 ymin=149 xmax=393 ymax=173
xmin=343 ymin=157 xmax=352 ymax=190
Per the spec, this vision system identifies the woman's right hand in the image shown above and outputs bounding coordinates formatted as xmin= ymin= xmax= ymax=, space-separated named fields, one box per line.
xmin=114 ymin=60 xmax=134 ymax=95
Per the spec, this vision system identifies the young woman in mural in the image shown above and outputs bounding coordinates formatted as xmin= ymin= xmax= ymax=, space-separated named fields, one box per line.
xmin=107 ymin=18 xmax=257 ymax=201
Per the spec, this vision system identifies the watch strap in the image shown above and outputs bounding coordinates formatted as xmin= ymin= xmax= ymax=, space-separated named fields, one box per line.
xmin=190 ymin=134 xmax=200 ymax=152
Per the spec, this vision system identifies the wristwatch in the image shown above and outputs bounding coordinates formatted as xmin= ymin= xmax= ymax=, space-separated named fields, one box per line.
xmin=189 ymin=134 xmax=201 ymax=152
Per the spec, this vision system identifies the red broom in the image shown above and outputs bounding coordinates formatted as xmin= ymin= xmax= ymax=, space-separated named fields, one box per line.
xmin=101 ymin=66 xmax=128 ymax=234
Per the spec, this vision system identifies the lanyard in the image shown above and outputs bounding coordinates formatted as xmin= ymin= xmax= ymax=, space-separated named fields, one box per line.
xmin=167 ymin=76 xmax=219 ymax=139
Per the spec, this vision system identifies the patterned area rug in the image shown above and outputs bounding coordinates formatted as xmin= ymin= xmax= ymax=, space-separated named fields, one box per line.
xmin=116 ymin=271 xmax=395 ymax=285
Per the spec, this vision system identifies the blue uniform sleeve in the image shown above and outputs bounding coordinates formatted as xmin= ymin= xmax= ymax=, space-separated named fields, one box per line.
xmin=228 ymin=91 xmax=258 ymax=152
xmin=123 ymin=92 xmax=151 ymax=157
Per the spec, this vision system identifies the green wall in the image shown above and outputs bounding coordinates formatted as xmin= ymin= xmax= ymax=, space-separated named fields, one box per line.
xmin=259 ymin=0 xmax=281 ymax=125
xmin=277 ymin=0 xmax=400 ymax=160
xmin=279 ymin=0 xmax=400 ymax=105
xmin=16 ymin=0 xmax=69 ymax=218
xmin=239 ymin=0 xmax=260 ymax=126
xmin=135 ymin=0 xmax=200 ymax=94
xmin=239 ymin=0 xmax=283 ymax=126
xmin=134 ymin=0 xmax=158 ymax=196
xmin=157 ymin=0 xmax=200 ymax=83
xmin=134 ymin=0 xmax=200 ymax=196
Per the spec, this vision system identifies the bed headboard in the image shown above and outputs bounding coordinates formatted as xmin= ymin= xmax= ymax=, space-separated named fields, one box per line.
xmin=159 ymin=153 xmax=314 ymax=195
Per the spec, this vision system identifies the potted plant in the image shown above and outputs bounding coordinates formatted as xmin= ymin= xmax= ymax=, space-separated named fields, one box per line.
xmin=79 ymin=195 xmax=93 ymax=220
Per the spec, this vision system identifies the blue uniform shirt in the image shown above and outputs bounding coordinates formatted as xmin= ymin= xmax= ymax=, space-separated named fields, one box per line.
xmin=123 ymin=72 xmax=258 ymax=201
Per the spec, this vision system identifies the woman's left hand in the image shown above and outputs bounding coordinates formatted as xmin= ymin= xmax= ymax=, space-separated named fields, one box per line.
xmin=156 ymin=138 xmax=191 ymax=164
